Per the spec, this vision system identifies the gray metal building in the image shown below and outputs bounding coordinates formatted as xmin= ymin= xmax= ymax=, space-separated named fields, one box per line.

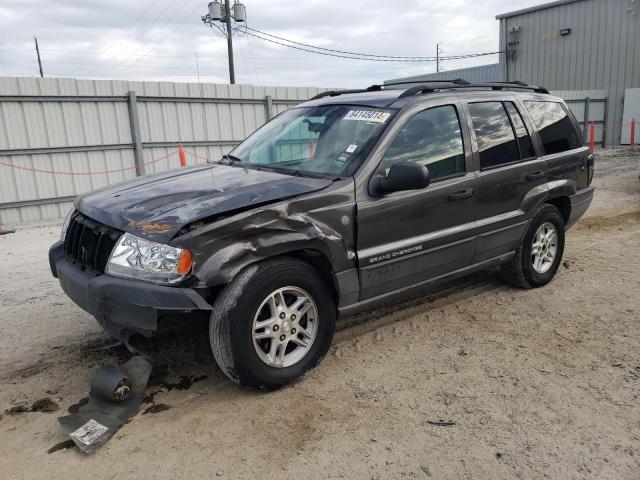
xmin=384 ymin=63 xmax=501 ymax=87
xmin=385 ymin=0 xmax=640 ymax=145
xmin=498 ymin=0 xmax=639 ymax=146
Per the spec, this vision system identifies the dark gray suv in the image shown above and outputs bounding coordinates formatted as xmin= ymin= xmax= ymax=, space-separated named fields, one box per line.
xmin=49 ymin=80 xmax=594 ymax=390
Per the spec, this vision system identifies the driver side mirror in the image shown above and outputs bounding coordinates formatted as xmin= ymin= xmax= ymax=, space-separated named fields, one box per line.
xmin=371 ymin=162 xmax=430 ymax=196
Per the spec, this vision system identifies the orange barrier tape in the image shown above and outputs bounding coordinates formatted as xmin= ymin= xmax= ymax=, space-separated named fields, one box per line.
xmin=0 ymin=151 xmax=175 ymax=176
xmin=183 ymin=149 xmax=212 ymax=162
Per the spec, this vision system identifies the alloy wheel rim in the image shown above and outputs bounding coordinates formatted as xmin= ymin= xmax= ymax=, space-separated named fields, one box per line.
xmin=531 ymin=221 xmax=558 ymax=274
xmin=252 ymin=286 xmax=318 ymax=368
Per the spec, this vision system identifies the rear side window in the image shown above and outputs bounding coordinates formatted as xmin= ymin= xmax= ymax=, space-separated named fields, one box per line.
xmin=524 ymin=101 xmax=583 ymax=154
xmin=382 ymin=105 xmax=465 ymax=181
xmin=504 ymin=102 xmax=535 ymax=158
xmin=468 ymin=102 xmax=519 ymax=169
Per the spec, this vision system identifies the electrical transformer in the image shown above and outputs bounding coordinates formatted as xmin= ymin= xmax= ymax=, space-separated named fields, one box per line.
xmin=233 ymin=2 xmax=246 ymax=22
xmin=208 ymin=1 xmax=223 ymax=21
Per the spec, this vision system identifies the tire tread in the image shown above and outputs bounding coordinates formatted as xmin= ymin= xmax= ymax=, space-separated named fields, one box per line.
xmin=209 ymin=258 xmax=335 ymax=390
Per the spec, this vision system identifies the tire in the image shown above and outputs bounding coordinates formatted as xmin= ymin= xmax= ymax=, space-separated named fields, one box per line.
xmin=501 ymin=203 xmax=565 ymax=289
xmin=209 ymin=257 xmax=336 ymax=391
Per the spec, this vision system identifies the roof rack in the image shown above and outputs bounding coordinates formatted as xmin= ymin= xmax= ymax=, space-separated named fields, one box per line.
xmin=398 ymin=80 xmax=549 ymax=98
xmin=308 ymin=79 xmax=471 ymax=101
xmin=307 ymin=79 xmax=548 ymax=102
xmin=371 ymin=78 xmax=471 ymax=89
xmin=308 ymin=86 xmax=382 ymax=101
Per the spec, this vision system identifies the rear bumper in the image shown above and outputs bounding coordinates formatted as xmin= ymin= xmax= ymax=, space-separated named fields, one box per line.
xmin=49 ymin=241 xmax=211 ymax=342
xmin=566 ymin=186 xmax=595 ymax=229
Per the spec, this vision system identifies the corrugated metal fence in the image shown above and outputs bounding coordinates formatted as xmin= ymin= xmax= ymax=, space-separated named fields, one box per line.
xmin=0 ymin=77 xmax=325 ymax=224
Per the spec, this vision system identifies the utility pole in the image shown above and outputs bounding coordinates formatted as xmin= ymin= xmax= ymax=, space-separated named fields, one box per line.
xmin=34 ymin=36 xmax=43 ymax=77
xmin=224 ymin=0 xmax=235 ymax=84
xmin=202 ymin=1 xmax=246 ymax=85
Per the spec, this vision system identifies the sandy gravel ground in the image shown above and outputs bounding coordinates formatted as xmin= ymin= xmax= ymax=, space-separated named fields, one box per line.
xmin=1 ymin=149 xmax=639 ymax=480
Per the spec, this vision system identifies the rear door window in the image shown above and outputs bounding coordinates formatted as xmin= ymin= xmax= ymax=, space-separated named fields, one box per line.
xmin=468 ymin=102 xmax=520 ymax=169
xmin=524 ymin=101 xmax=583 ymax=154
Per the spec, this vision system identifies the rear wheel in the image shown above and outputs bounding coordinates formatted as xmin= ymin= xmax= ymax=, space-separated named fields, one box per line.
xmin=210 ymin=258 xmax=335 ymax=391
xmin=501 ymin=204 xmax=565 ymax=288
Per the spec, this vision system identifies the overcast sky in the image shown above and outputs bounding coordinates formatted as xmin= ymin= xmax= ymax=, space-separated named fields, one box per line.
xmin=0 ymin=0 xmax=543 ymax=87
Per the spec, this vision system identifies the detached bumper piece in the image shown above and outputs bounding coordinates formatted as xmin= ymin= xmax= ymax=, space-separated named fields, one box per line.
xmin=49 ymin=241 xmax=211 ymax=342
xmin=58 ymin=356 xmax=152 ymax=454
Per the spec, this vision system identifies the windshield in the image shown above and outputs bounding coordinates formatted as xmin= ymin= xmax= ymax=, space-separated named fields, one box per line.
xmin=227 ymin=105 xmax=394 ymax=176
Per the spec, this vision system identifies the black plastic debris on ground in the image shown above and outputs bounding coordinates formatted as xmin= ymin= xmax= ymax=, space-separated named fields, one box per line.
xmin=427 ymin=419 xmax=456 ymax=427
xmin=57 ymin=356 xmax=152 ymax=454
xmin=5 ymin=397 xmax=59 ymax=415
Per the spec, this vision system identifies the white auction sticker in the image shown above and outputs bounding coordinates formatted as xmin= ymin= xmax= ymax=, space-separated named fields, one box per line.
xmin=70 ymin=419 xmax=110 ymax=446
xmin=344 ymin=110 xmax=391 ymax=123
xmin=345 ymin=144 xmax=358 ymax=153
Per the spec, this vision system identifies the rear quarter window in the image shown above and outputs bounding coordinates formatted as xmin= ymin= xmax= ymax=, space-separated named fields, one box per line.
xmin=524 ymin=101 xmax=583 ymax=154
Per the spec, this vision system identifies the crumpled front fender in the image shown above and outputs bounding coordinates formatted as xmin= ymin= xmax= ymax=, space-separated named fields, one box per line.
xmin=176 ymin=182 xmax=356 ymax=288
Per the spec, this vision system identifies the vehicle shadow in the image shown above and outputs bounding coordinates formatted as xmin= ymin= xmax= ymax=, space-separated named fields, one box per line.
xmin=4 ymin=268 xmax=509 ymax=399
xmin=120 ymin=268 xmax=508 ymax=391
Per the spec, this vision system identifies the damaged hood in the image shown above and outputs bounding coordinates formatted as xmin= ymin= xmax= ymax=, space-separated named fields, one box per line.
xmin=74 ymin=163 xmax=334 ymax=243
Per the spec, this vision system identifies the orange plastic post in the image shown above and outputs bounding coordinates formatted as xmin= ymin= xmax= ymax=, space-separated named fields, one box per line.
xmin=631 ymin=118 xmax=636 ymax=148
xmin=178 ymin=143 xmax=187 ymax=167
xmin=589 ymin=121 xmax=595 ymax=152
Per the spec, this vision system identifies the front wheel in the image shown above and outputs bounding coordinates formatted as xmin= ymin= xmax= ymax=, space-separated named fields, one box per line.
xmin=501 ymin=204 xmax=565 ymax=288
xmin=210 ymin=258 xmax=336 ymax=391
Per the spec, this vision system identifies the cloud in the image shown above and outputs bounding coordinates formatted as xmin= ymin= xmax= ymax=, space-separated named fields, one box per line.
xmin=0 ymin=0 xmax=542 ymax=87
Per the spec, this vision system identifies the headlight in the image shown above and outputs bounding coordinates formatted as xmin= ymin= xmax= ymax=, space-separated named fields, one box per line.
xmin=60 ymin=208 xmax=75 ymax=241
xmin=106 ymin=232 xmax=192 ymax=285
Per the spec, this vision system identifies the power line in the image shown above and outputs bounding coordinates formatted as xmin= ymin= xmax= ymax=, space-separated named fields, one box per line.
xmin=99 ymin=0 xmax=202 ymax=75
xmin=244 ymin=26 xmax=501 ymax=61
xmin=241 ymin=29 xmax=502 ymax=62
xmin=81 ymin=0 xmax=182 ymax=76
xmin=0 ymin=47 xmax=309 ymax=61
xmin=91 ymin=0 xmax=164 ymax=57
xmin=65 ymin=0 xmax=162 ymax=77
xmin=117 ymin=0 xmax=199 ymax=62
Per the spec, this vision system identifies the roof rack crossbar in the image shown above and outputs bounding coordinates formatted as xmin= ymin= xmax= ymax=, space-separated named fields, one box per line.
xmin=369 ymin=78 xmax=471 ymax=90
xmin=308 ymin=85 xmax=384 ymax=101
xmin=397 ymin=81 xmax=549 ymax=98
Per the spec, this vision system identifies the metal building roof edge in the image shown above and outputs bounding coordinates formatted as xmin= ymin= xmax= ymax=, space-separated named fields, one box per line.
xmin=384 ymin=63 xmax=500 ymax=85
xmin=496 ymin=0 xmax=586 ymax=20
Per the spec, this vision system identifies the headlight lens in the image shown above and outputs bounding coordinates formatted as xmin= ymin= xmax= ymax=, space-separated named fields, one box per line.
xmin=60 ymin=208 xmax=75 ymax=241
xmin=106 ymin=232 xmax=192 ymax=285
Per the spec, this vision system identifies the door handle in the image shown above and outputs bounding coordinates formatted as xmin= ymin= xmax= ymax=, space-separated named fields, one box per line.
xmin=448 ymin=188 xmax=474 ymax=201
xmin=526 ymin=170 xmax=545 ymax=181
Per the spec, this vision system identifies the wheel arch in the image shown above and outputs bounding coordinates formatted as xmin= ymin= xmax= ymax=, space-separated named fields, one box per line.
xmin=544 ymin=195 xmax=571 ymax=225
xmin=201 ymin=246 xmax=342 ymax=307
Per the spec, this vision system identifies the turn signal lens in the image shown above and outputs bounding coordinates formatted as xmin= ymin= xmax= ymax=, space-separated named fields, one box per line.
xmin=177 ymin=249 xmax=193 ymax=275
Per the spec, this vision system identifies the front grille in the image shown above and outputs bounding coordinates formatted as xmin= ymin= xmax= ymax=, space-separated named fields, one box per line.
xmin=63 ymin=212 xmax=122 ymax=273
